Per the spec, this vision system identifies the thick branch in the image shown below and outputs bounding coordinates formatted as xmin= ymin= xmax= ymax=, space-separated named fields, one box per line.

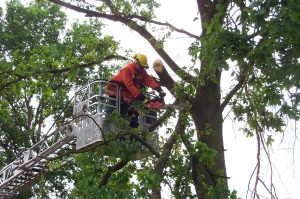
xmin=152 ymin=111 xmax=186 ymax=199
xmin=49 ymin=0 xmax=194 ymax=83
xmin=197 ymin=0 xmax=230 ymax=37
xmin=99 ymin=159 xmax=130 ymax=187
xmin=219 ymin=75 xmax=246 ymax=113
xmin=197 ymin=0 xmax=215 ymax=36
xmin=144 ymin=107 xmax=174 ymax=133
xmin=152 ymin=59 xmax=176 ymax=92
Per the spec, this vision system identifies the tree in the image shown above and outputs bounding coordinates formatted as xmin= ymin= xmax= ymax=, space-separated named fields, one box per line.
xmin=1 ymin=0 xmax=299 ymax=198
xmin=45 ymin=0 xmax=300 ymax=198
xmin=0 ymin=0 xmax=122 ymax=197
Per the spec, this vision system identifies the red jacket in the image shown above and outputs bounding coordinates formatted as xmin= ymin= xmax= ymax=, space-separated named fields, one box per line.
xmin=106 ymin=62 xmax=160 ymax=104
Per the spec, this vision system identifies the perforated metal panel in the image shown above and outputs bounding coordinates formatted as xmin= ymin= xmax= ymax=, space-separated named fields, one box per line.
xmin=75 ymin=114 xmax=104 ymax=150
xmin=73 ymin=80 xmax=120 ymax=150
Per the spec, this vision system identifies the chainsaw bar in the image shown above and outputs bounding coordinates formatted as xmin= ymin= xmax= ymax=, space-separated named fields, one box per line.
xmin=144 ymin=100 xmax=181 ymax=110
xmin=163 ymin=104 xmax=182 ymax=109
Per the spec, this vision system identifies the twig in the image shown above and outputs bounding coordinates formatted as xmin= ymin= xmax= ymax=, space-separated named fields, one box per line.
xmin=128 ymin=15 xmax=200 ymax=40
xmin=245 ymin=85 xmax=261 ymax=199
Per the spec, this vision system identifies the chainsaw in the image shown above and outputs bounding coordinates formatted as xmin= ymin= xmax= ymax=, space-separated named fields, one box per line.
xmin=144 ymin=97 xmax=181 ymax=110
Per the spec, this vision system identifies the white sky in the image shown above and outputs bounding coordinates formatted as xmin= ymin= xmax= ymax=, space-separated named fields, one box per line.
xmin=1 ymin=1 xmax=300 ymax=198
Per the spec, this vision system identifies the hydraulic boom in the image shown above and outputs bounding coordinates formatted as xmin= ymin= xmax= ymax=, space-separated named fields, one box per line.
xmin=0 ymin=80 xmax=161 ymax=198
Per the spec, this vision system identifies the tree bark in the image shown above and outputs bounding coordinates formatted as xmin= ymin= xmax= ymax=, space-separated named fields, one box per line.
xmin=47 ymin=1 xmax=229 ymax=198
xmin=191 ymin=69 xmax=228 ymax=198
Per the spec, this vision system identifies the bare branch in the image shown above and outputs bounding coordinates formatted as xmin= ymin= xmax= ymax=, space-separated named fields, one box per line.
xmin=219 ymin=59 xmax=255 ymax=115
xmin=128 ymin=14 xmax=200 ymax=40
xmin=48 ymin=0 xmax=194 ymax=83
xmin=245 ymin=85 xmax=279 ymax=199
xmin=102 ymin=0 xmax=199 ymax=39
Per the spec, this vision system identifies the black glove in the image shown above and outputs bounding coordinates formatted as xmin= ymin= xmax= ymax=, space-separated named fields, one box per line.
xmin=136 ymin=93 xmax=149 ymax=103
xmin=159 ymin=90 xmax=166 ymax=98
xmin=137 ymin=93 xmax=146 ymax=101
xmin=155 ymin=87 xmax=166 ymax=98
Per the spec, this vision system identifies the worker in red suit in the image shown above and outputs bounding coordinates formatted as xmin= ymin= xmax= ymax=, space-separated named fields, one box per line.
xmin=106 ymin=53 xmax=166 ymax=128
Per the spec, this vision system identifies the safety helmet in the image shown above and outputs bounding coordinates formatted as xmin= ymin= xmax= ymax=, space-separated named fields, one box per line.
xmin=133 ymin=54 xmax=149 ymax=68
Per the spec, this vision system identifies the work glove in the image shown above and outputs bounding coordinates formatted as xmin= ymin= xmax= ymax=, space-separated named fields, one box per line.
xmin=155 ymin=87 xmax=166 ymax=98
xmin=136 ymin=93 xmax=149 ymax=104
xmin=159 ymin=90 xmax=166 ymax=98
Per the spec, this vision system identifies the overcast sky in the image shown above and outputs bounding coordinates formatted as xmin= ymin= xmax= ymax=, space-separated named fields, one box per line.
xmin=62 ymin=1 xmax=300 ymax=198
xmin=1 ymin=1 xmax=300 ymax=198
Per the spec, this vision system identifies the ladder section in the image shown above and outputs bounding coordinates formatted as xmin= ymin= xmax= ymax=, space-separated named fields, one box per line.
xmin=0 ymin=124 xmax=77 ymax=197
xmin=0 ymin=80 xmax=162 ymax=197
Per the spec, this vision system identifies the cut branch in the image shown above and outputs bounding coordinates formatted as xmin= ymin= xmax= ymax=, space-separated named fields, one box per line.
xmin=152 ymin=59 xmax=176 ymax=92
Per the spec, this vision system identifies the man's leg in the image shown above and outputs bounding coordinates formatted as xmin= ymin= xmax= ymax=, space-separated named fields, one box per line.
xmin=127 ymin=108 xmax=139 ymax=128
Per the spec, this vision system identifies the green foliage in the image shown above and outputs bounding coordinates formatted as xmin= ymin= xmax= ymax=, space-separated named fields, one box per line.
xmin=0 ymin=0 xmax=120 ymax=197
xmin=69 ymin=152 xmax=136 ymax=199
xmin=173 ymin=80 xmax=196 ymax=100
xmin=95 ymin=0 xmax=159 ymax=20
xmin=223 ymin=0 xmax=300 ymax=137
xmin=207 ymin=176 xmax=232 ymax=199
xmin=136 ymin=169 xmax=160 ymax=196
xmin=195 ymin=141 xmax=217 ymax=169
xmin=1 ymin=0 xmax=300 ymax=198
xmin=167 ymin=144 xmax=195 ymax=198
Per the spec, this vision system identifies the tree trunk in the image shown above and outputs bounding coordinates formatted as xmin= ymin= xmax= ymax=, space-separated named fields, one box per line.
xmin=191 ymin=70 xmax=228 ymax=198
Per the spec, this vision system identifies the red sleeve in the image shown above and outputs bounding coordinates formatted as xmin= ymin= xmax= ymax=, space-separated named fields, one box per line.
xmin=121 ymin=67 xmax=141 ymax=99
xmin=142 ymin=71 xmax=160 ymax=89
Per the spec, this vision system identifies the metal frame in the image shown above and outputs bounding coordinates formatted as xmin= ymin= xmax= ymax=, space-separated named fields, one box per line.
xmin=0 ymin=80 xmax=160 ymax=197
xmin=0 ymin=124 xmax=76 ymax=197
xmin=73 ymin=80 xmax=121 ymax=150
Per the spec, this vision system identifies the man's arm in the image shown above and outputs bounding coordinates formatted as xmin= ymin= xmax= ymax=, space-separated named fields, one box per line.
xmin=122 ymin=67 xmax=141 ymax=99
xmin=143 ymin=71 xmax=160 ymax=89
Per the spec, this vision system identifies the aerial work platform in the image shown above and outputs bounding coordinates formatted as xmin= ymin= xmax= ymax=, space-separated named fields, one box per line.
xmin=0 ymin=80 xmax=160 ymax=198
